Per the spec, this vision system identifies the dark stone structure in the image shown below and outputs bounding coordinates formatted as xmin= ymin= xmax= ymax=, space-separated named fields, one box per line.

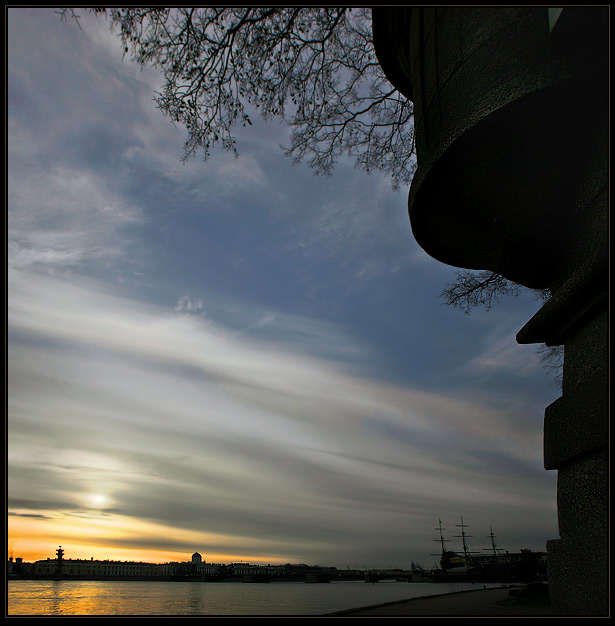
xmin=372 ymin=7 xmax=608 ymax=615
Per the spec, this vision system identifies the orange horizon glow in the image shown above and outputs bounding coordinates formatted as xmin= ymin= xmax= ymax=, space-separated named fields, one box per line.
xmin=8 ymin=545 xmax=287 ymax=567
xmin=8 ymin=512 xmax=297 ymax=566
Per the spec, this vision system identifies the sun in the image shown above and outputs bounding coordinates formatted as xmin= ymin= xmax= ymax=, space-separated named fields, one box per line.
xmin=83 ymin=493 xmax=111 ymax=508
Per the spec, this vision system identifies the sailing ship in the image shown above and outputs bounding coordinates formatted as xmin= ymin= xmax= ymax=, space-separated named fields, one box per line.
xmin=431 ymin=516 xmax=548 ymax=582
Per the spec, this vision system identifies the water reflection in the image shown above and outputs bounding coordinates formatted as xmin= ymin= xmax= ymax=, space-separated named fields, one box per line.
xmin=187 ymin=582 xmax=204 ymax=615
xmin=48 ymin=580 xmax=63 ymax=615
xmin=8 ymin=580 xmax=505 ymax=616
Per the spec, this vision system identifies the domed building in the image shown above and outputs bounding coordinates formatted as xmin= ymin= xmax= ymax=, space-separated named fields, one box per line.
xmin=191 ymin=552 xmax=202 ymax=564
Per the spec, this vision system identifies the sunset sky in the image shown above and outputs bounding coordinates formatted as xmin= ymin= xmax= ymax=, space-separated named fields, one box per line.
xmin=8 ymin=7 xmax=560 ymax=569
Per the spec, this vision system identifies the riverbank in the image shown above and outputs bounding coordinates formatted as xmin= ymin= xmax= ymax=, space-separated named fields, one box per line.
xmin=328 ymin=585 xmax=553 ymax=616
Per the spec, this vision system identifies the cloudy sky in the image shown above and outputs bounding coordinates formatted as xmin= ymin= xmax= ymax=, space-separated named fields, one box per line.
xmin=8 ymin=8 xmax=560 ymax=569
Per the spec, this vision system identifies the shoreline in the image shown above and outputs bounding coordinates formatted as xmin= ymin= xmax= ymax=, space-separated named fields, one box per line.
xmin=326 ymin=585 xmax=553 ymax=617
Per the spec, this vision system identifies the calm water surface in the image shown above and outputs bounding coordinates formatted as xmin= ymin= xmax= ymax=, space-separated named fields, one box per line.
xmin=8 ymin=579 xmax=505 ymax=616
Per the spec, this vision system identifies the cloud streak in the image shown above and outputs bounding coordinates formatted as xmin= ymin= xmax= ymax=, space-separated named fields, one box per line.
xmin=8 ymin=7 xmax=558 ymax=569
xmin=8 ymin=265 xmax=555 ymax=565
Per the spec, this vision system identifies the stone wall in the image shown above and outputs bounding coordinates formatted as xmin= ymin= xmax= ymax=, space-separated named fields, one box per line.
xmin=373 ymin=7 xmax=609 ymax=615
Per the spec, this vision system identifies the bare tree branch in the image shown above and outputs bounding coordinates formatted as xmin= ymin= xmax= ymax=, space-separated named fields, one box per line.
xmin=63 ymin=7 xmax=416 ymax=189
xmin=440 ymin=271 xmax=521 ymax=315
xmin=442 ymin=270 xmax=562 ymax=385
xmin=536 ymin=344 xmax=564 ymax=388
xmin=60 ymin=8 xmax=562 ymax=383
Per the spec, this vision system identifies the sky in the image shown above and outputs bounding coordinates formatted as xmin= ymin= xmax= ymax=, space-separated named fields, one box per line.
xmin=7 ymin=7 xmax=561 ymax=570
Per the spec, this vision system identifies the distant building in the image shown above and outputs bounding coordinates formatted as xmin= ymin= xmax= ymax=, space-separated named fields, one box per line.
xmin=32 ymin=555 xmax=165 ymax=579
xmin=7 ymin=557 xmax=33 ymax=578
xmin=436 ymin=548 xmax=548 ymax=582
xmin=165 ymin=552 xmax=227 ymax=579
xmin=467 ymin=548 xmax=548 ymax=569
xmin=11 ymin=548 xmax=393 ymax=583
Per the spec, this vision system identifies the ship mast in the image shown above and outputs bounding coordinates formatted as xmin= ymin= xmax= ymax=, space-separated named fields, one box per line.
xmin=431 ymin=518 xmax=452 ymax=569
xmin=453 ymin=515 xmax=473 ymax=564
xmin=433 ymin=518 xmax=450 ymax=556
xmin=487 ymin=526 xmax=499 ymax=557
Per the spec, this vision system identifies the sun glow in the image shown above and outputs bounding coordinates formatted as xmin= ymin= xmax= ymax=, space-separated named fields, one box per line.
xmin=83 ymin=493 xmax=111 ymax=508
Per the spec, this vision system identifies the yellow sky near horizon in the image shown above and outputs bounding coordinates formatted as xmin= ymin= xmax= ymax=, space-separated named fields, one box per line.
xmin=8 ymin=511 xmax=293 ymax=566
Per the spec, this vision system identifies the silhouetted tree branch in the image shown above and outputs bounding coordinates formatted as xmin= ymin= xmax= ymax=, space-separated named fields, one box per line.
xmin=60 ymin=7 xmax=416 ymax=190
xmin=59 ymin=7 xmax=562 ymax=383
xmin=442 ymin=270 xmax=561 ymax=384
xmin=440 ymin=270 xmax=521 ymax=315
xmin=536 ymin=344 xmax=564 ymax=388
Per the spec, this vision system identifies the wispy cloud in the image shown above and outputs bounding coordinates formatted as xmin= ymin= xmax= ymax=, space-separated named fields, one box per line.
xmin=8 ymin=267 xmax=555 ymax=564
xmin=8 ymin=7 xmax=558 ymax=568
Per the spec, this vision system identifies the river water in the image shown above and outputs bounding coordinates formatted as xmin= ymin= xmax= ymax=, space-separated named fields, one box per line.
xmin=8 ymin=579 xmax=505 ymax=616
